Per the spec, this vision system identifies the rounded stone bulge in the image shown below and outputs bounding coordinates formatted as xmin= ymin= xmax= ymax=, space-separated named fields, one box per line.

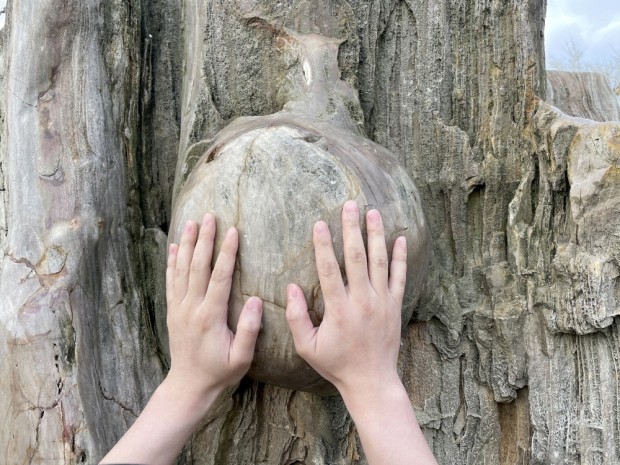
xmin=169 ymin=113 xmax=432 ymax=394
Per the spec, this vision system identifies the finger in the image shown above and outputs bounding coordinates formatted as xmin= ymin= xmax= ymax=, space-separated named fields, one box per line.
xmin=366 ymin=209 xmax=389 ymax=296
xmin=341 ymin=201 xmax=370 ymax=292
xmin=285 ymin=284 xmax=317 ymax=360
xmin=313 ymin=221 xmax=347 ymax=304
xmin=166 ymin=243 xmax=178 ymax=309
xmin=204 ymin=227 xmax=239 ymax=322
xmin=388 ymin=236 xmax=408 ymax=304
xmin=230 ymin=297 xmax=263 ymax=371
xmin=187 ymin=214 xmax=216 ymax=299
xmin=175 ymin=221 xmax=198 ymax=301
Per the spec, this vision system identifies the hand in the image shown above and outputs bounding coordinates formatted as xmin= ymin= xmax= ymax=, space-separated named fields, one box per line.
xmin=285 ymin=203 xmax=438 ymax=465
xmin=285 ymin=201 xmax=407 ymax=397
xmin=165 ymin=214 xmax=263 ymax=400
xmin=101 ymin=214 xmax=263 ymax=465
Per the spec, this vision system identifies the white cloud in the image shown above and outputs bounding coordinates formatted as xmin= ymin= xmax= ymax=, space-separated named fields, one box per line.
xmin=592 ymin=16 xmax=620 ymax=43
xmin=546 ymin=12 xmax=583 ymax=35
xmin=546 ymin=0 xmax=579 ymax=33
xmin=546 ymin=0 xmax=620 ymax=65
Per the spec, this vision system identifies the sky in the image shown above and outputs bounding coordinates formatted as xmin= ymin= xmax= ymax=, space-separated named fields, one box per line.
xmin=545 ymin=0 xmax=620 ymax=69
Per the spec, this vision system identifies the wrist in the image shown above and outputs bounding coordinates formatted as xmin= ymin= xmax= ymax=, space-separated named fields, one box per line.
xmin=338 ymin=374 xmax=409 ymax=419
xmin=99 ymin=375 xmax=224 ymax=465
xmin=157 ymin=374 xmax=223 ymax=427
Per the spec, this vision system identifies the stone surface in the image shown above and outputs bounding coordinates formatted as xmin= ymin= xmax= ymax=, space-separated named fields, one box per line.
xmin=0 ymin=1 xmax=165 ymax=463
xmin=547 ymin=70 xmax=620 ymax=122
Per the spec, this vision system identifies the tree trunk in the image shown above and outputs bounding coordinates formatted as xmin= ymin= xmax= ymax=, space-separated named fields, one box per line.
xmin=1 ymin=1 xmax=619 ymax=465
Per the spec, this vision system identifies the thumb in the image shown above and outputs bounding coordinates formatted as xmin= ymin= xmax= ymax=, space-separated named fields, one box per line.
xmin=230 ymin=297 xmax=263 ymax=370
xmin=285 ymin=283 xmax=316 ymax=360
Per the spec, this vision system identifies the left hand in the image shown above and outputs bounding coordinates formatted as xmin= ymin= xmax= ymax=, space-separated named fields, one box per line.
xmin=100 ymin=215 xmax=263 ymax=465
xmin=165 ymin=214 xmax=263 ymax=401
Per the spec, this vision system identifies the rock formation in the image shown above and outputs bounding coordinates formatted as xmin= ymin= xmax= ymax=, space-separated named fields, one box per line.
xmin=1 ymin=1 xmax=619 ymax=464
xmin=547 ymin=70 xmax=620 ymax=122
xmin=169 ymin=32 xmax=432 ymax=393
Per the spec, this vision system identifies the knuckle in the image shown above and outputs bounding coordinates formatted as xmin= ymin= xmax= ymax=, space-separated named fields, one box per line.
xmin=210 ymin=267 xmax=231 ymax=284
xmin=367 ymin=221 xmax=384 ymax=234
xmin=180 ymin=233 xmax=195 ymax=246
xmin=200 ymin=311 xmax=218 ymax=328
xmin=239 ymin=317 xmax=259 ymax=335
xmin=372 ymin=255 xmax=389 ymax=268
xmin=359 ymin=303 xmax=373 ymax=314
xmin=220 ymin=234 xmax=238 ymax=253
xmin=344 ymin=215 xmax=359 ymax=228
xmin=190 ymin=258 xmax=207 ymax=274
xmin=220 ymin=241 xmax=234 ymax=254
xmin=392 ymin=275 xmax=407 ymax=291
xmin=318 ymin=260 xmax=341 ymax=280
xmin=175 ymin=267 xmax=189 ymax=279
xmin=198 ymin=226 xmax=213 ymax=239
xmin=285 ymin=307 xmax=297 ymax=322
xmin=346 ymin=246 xmax=366 ymax=263
xmin=358 ymin=297 xmax=373 ymax=313
xmin=316 ymin=235 xmax=332 ymax=249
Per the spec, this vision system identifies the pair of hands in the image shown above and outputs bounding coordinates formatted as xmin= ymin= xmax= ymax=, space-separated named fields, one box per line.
xmin=165 ymin=200 xmax=408 ymax=401
xmin=102 ymin=200 xmax=438 ymax=465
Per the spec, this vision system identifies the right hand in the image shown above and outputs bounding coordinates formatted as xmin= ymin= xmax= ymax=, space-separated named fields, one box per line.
xmin=285 ymin=201 xmax=408 ymax=397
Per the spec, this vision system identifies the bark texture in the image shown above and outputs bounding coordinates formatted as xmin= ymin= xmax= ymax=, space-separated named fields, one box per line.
xmin=1 ymin=1 xmax=619 ymax=465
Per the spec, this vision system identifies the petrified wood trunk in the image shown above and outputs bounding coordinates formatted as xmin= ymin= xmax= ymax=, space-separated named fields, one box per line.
xmin=169 ymin=32 xmax=432 ymax=394
xmin=1 ymin=1 xmax=619 ymax=465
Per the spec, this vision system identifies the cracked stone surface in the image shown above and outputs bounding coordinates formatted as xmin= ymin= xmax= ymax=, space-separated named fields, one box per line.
xmin=170 ymin=31 xmax=431 ymax=393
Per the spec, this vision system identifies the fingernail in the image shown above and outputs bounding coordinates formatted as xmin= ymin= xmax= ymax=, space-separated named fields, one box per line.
xmin=202 ymin=213 xmax=212 ymax=226
xmin=344 ymin=200 xmax=358 ymax=214
xmin=184 ymin=220 xmax=194 ymax=232
xmin=168 ymin=243 xmax=178 ymax=255
xmin=314 ymin=221 xmax=327 ymax=233
xmin=367 ymin=209 xmax=381 ymax=223
xmin=287 ymin=284 xmax=298 ymax=299
xmin=248 ymin=296 xmax=261 ymax=309
xmin=397 ymin=236 xmax=406 ymax=247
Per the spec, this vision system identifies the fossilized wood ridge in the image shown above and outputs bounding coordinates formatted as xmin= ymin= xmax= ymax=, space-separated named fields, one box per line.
xmin=547 ymin=70 xmax=620 ymax=122
xmin=0 ymin=1 xmax=619 ymax=465
xmin=0 ymin=1 xmax=166 ymax=463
